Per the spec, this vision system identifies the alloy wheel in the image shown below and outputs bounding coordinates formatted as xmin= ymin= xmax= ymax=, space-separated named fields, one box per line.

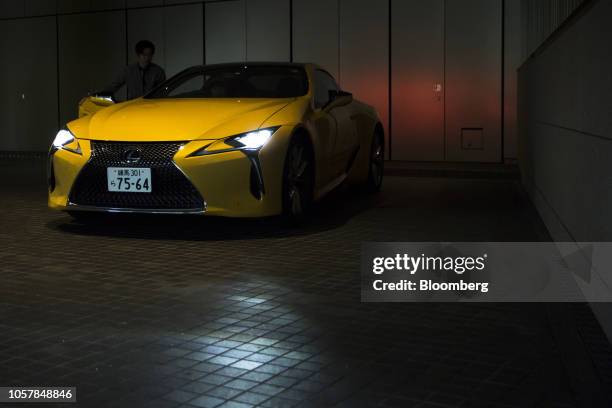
xmin=285 ymin=142 xmax=311 ymax=216
xmin=370 ymin=135 xmax=384 ymax=189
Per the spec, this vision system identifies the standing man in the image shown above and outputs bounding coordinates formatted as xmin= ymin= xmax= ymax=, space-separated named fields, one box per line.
xmin=102 ymin=40 xmax=166 ymax=100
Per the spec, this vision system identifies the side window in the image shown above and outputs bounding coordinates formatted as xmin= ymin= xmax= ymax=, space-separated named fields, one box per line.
xmin=314 ymin=70 xmax=338 ymax=109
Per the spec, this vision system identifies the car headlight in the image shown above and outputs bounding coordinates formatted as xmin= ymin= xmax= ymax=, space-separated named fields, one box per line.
xmin=190 ymin=127 xmax=280 ymax=156
xmin=51 ymin=128 xmax=82 ymax=155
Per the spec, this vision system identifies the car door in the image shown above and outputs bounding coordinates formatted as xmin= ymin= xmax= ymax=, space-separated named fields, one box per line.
xmin=329 ymin=97 xmax=358 ymax=171
xmin=310 ymin=70 xmax=339 ymax=188
xmin=311 ymin=70 xmax=357 ymax=180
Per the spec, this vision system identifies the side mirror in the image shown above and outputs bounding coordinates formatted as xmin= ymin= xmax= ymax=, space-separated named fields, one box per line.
xmin=324 ymin=90 xmax=353 ymax=111
xmin=89 ymin=92 xmax=116 ymax=104
xmin=90 ymin=96 xmax=115 ymax=107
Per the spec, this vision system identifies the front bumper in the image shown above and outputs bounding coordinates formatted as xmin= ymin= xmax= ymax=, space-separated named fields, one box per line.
xmin=63 ymin=204 xmax=206 ymax=214
xmin=48 ymin=127 xmax=291 ymax=217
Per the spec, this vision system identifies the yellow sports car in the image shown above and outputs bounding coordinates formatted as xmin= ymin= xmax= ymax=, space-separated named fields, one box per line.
xmin=48 ymin=63 xmax=384 ymax=218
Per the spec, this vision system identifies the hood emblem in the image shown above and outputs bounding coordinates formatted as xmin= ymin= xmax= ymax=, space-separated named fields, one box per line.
xmin=122 ymin=149 xmax=142 ymax=164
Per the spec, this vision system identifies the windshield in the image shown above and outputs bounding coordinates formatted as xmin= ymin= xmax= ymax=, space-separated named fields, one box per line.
xmin=145 ymin=65 xmax=309 ymax=99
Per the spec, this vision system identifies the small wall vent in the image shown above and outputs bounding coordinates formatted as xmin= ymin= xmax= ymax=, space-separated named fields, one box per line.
xmin=461 ymin=128 xmax=484 ymax=150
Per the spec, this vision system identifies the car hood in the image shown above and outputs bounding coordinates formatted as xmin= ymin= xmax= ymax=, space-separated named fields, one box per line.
xmin=72 ymin=98 xmax=295 ymax=142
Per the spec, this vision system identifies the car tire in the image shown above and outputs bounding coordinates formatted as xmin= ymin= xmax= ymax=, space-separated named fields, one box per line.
xmin=282 ymin=134 xmax=314 ymax=222
xmin=364 ymin=130 xmax=384 ymax=193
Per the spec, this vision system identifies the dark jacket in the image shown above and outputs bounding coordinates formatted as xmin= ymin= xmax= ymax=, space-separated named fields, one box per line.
xmin=103 ymin=63 xmax=166 ymax=100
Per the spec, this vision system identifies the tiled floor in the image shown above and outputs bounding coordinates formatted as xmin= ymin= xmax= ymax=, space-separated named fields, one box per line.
xmin=0 ymin=158 xmax=610 ymax=407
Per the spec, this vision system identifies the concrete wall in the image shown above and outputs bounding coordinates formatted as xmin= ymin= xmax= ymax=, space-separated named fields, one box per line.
xmin=339 ymin=0 xmax=389 ymax=159
xmin=521 ymin=0 xmax=587 ymax=59
xmin=0 ymin=0 xmax=515 ymax=161
xmin=58 ymin=11 xmax=127 ymax=126
xmin=0 ymin=16 xmax=57 ymax=151
xmin=519 ymin=0 xmax=611 ymax=242
xmin=128 ymin=3 xmax=204 ymax=78
xmin=518 ymin=0 xmax=612 ymax=338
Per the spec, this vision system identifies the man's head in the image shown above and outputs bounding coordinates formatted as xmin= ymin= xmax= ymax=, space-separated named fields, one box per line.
xmin=135 ymin=40 xmax=155 ymax=69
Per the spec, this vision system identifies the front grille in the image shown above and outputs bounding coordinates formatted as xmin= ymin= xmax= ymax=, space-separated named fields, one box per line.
xmin=69 ymin=141 xmax=204 ymax=210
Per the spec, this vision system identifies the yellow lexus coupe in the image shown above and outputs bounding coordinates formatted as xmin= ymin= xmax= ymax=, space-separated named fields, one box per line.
xmin=48 ymin=63 xmax=384 ymax=218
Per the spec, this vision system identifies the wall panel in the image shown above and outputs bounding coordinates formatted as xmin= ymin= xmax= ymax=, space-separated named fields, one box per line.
xmin=292 ymin=0 xmax=339 ymax=79
xmin=0 ymin=1 xmax=25 ymax=19
xmin=91 ymin=0 xmax=126 ymax=11
xmin=58 ymin=11 xmax=126 ymax=124
xmin=205 ymin=0 xmax=245 ymax=64
xmin=57 ymin=0 xmax=125 ymax=13
xmin=445 ymin=0 xmax=502 ymax=162
xmin=128 ymin=6 xmax=165 ymax=72
xmin=24 ymin=0 xmax=56 ymax=16
xmin=126 ymin=0 xmax=162 ymax=8
xmin=522 ymin=0 xmax=587 ymax=58
xmin=57 ymin=0 xmax=90 ymax=13
xmin=246 ymin=0 xmax=290 ymax=62
xmin=164 ymin=0 xmax=196 ymax=5
xmin=164 ymin=3 xmax=203 ymax=75
xmin=0 ymin=17 xmax=57 ymax=151
xmin=339 ymin=0 xmax=388 ymax=157
xmin=391 ymin=0 xmax=444 ymax=161
xmin=520 ymin=0 xmax=612 ymax=227
xmin=129 ymin=4 xmax=203 ymax=77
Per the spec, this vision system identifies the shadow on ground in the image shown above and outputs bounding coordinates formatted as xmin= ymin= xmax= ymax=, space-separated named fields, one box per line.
xmin=46 ymin=186 xmax=383 ymax=241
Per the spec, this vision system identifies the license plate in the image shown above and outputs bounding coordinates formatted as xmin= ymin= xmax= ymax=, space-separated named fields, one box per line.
xmin=107 ymin=167 xmax=152 ymax=193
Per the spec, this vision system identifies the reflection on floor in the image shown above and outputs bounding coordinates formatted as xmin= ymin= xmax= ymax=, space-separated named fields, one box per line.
xmin=0 ymin=158 xmax=610 ymax=408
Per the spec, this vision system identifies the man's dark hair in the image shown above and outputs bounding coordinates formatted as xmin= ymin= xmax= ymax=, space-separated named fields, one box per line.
xmin=135 ymin=40 xmax=155 ymax=55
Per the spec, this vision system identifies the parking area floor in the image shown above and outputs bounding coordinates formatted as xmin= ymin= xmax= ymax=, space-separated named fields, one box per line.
xmin=1 ymin=158 xmax=611 ymax=407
